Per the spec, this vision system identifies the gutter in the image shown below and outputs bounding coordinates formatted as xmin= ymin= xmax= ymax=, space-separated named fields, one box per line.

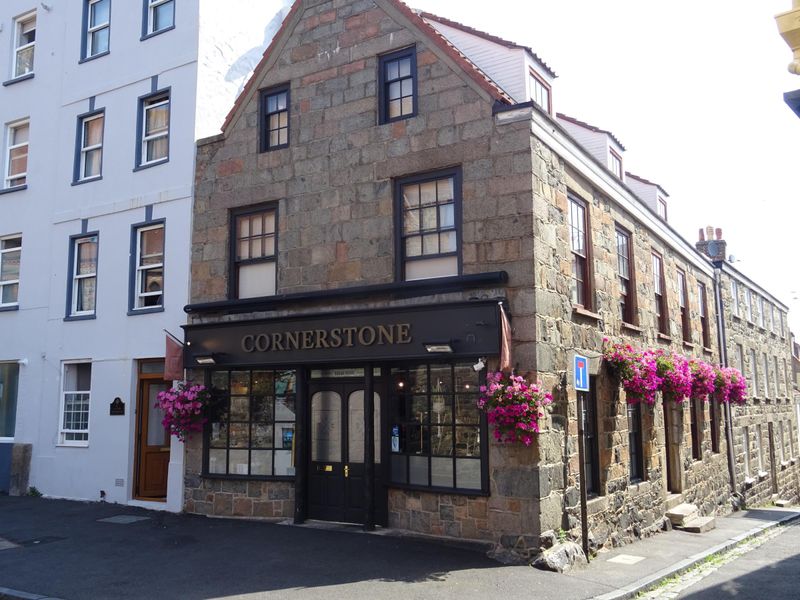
xmin=713 ymin=264 xmax=738 ymax=497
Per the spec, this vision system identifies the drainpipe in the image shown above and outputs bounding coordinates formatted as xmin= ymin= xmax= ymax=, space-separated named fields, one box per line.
xmin=713 ymin=266 xmax=737 ymax=496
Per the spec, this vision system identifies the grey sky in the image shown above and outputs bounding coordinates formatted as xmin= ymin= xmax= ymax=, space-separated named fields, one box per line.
xmin=409 ymin=0 xmax=800 ymax=334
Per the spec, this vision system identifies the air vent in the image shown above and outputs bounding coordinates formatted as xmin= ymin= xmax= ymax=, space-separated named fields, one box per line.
xmin=115 ymin=478 xmax=124 ymax=487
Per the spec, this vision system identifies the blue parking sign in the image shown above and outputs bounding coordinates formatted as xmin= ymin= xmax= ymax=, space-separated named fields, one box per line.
xmin=574 ymin=354 xmax=589 ymax=391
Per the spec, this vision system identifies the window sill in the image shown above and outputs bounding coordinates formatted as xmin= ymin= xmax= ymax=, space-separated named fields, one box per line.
xmin=621 ymin=322 xmax=643 ymax=334
xmin=134 ymin=158 xmax=169 ymax=172
xmin=79 ymin=50 xmax=110 ymax=64
xmin=71 ymin=176 xmax=103 ymax=187
xmin=0 ymin=305 xmax=20 ymax=313
xmin=791 ymin=457 xmax=798 ymax=465
xmin=2 ymin=73 xmax=34 ymax=87
xmin=744 ymin=476 xmax=756 ymax=486
xmin=572 ymin=305 xmax=602 ymax=322
xmin=702 ymin=346 xmax=713 ymax=355
xmin=781 ymin=460 xmax=790 ymax=469
xmin=201 ymin=473 xmax=296 ymax=482
xmin=56 ymin=443 xmax=89 ymax=448
xmin=141 ymin=25 xmax=175 ymax=41
xmin=682 ymin=341 xmax=696 ymax=350
xmin=626 ymin=479 xmax=651 ymax=497
xmin=260 ymin=143 xmax=290 ymax=154
xmin=656 ymin=333 xmax=672 ymax=343
xmin=64 ymin=314 xmax=97 ymax=322
xmin=0 ymin=185 xmax=28 ymax=196
xmin=128 ymin=306 xmax=165 ymax=316
xmin=758 ymin=470 xmax=769 ymax=481
xmin=387 ymin=482 xmax=488 ymax=498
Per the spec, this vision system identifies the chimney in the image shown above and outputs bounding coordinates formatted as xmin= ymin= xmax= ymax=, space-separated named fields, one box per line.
xmin=695 ymin=225 xmax=727 ymax=262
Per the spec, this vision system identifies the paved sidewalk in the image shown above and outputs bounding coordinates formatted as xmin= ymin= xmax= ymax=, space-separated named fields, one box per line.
xmin=0 ymin=496 xmax=797 ymax=600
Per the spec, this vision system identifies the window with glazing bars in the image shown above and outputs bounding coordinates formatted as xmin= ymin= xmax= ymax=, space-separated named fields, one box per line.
xmin=627 ymin=402 xmax=644 ymax=482
xmin=60 ymin=362 xmax=91 ymax=445
xmin=677 ymin=269 xmax=690 ymax=342
xmin=146 ymin=0 xmax=174 ymax=35
xmin=140 ymin=93 xmax=169 ymax=165
xmin=77 ymin=112 xmax=104 ymax=181
xmin=569 ymin=196 xmax=591 ymax=308
xmin=652 ymin=252 xmax=667 ymax=334
xmin=13 ymin=12 xmax=36 ymax=78
xmin=5 ymin=121 xmax=29 ymax=188
xmin=260 ymin=87 xmax=289 ymax=151
xmin=0 ymin=236 xmax=21 ymax=307
xmin=232 ymin=207 xmax=276 ymax=299
xmin=690 ymin=397 xmax=702 ymax=460
xmin=85 ymin=0 xmax=110 ymax=58
xmin=698 ymin=282 xmax=710 ymax=348
xmin=616 ymin=227 xmax=634 ymax=323
xmin=580 ymin=381 xmax=600 ymax=495
xmin=379 ymin=47 xmax=416 ymax=123
xmin=134 ymin=224 xmax=164 ymax=308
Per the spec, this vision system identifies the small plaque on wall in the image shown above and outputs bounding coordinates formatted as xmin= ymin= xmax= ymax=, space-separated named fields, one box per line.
xmin=109 ymin=398 xmax=125 ymax=416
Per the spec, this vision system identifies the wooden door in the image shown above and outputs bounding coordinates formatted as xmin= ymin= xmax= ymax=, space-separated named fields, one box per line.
xmin=135 ymin=379 xmax=170 ymax=499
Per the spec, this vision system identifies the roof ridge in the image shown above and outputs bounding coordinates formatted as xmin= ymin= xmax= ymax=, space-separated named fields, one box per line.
xmin=417 ymin=9 xmax=557 ymax=79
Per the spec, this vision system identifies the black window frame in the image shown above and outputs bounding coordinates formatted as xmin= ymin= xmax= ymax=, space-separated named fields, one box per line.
xmin=690 ymin=397 xmax=702 ymax=460
xmin=204 ymin=368 xmax=297 ymax=480
xmin=615 ymin=225 xmax=635 ymax=324
xmin=229 ymin=202 xmax=278 ymax=300
xmin=627 ymin=401 xmax=645 ymax=482
xmin=580 ymin=379 xmax=601 ymax=496
xmin=387 ymin=362 xmax=488 ymax=495
xmin=710 ymin=398 xmax=720 ymax=454
xmin=259 ymin=84 xmax=290 ymax=153
xmin=569 ymin=194 xmax=593 ymax=309
xmin=378 ymin=46 xmax=417 ymax=124
xmin=394 ymin=166 xmax=462 ymax=283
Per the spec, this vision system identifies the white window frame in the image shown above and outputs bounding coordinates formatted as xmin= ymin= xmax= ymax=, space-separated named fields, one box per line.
xmin=763 ymin=353 xmax=770 ymax=398
xmin=58 ymin=361 xmax=91 ymax=446
xmin=609 ymin=148 xmax=623 ymax=179
xmin=12 ymin=11 xmax=36 ymax=79
xmin=86 ymin=0 xmax=111 ymax=58
xmin=134 ymin=223 xmax=164 ymax=309
xmin=0 ymin=235 xmax=22 ymax=308
xmin=743 ymin=426 xmax=750 ymax=477
xmin=745 ymin=288 xmax=753 ymax=322
xmin=141 ymin=94 xmax=170 ymax=165
xmin=756 ymin=425 xmax=765 ymax=474
xmin=731 ymin=280 xmax=740 ymax=317
xmin=5 ymin=120 xmax=29 ymax=189
xmin=71 ymin=236 xmax=98 ymax=316
xmin=774 ymin=356 xmax=780 ymax=399
xmin=147 ymin=0 xmax=174 ymax=35
xmin=759 ymin=296 xmax=766 ymax=328
xmin=78 ymin=113 xmax=104 ymax=181
xmin=750 ymin=349 xmax=759 ymax=397
xmin=529 ymin=70 xmax=551 ymax=114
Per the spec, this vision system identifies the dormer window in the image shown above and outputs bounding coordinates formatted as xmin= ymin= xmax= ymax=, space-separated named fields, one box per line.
xmin=529 ymin=70 xmax=551 ymax=114
xmin=657 ymin=197 xmax=667 ymax=221
xmin=609 ymin=149 xmax=623 ymax=179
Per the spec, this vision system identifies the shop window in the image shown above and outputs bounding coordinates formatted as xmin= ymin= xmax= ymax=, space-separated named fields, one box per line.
xmin=260 ymin=86 xmax=289 ymax=152
xmin=569 ymin=194 xmax=592 ymax=308
xmin=389 ymin=363 xmax=485 ymax=492
xmin=60 ymin=362 xmax=91 ymax=445
xmin=396 ymin=168 xmax=460 ymax=282
xmin=627 ymin=402 xmax=644 ymax=482
xmin=231 ymin=205 xmax=277 ymax=299
xmin=580 ymin=379 xmax=600 ymax=495
xmin=206 ymin=370 xmax=296 ymax=478
xmin=0 ymin=362 xmax=19 ymax=439
xmin=379 ymin=47 xmax=416 ymax=124
xmin=615 ymin=226 xmax=635 ymax=324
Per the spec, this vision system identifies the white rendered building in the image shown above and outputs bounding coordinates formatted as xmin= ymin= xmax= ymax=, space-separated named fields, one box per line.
xmin=0 ymin=0 xmax=288 ymax=510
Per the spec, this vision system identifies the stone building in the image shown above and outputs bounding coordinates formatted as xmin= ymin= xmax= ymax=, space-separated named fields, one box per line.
xmin=695 ymin=229 xmax=800 ymax=506
xmin=183 ymin=0 xmax=756 ymax=556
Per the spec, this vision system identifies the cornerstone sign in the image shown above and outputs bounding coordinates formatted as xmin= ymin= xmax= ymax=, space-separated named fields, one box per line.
xmin=183 ymin=301 xmax=502 ymax=367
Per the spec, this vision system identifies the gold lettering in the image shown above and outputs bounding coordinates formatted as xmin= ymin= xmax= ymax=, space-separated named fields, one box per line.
xmin=396 ymin=323 xmax=412 ymax=344
xmin=315 ymin=329 xmax=330 ymax=349
xmin=302 ymin=330 xmax=315 ymax=349
xmin=329 ymin=328 xmax=343 ymax=348
xmin=343 ymin=327 xmax=357 ymax=347
xmin=241 ymin=335 xmax=255 ymax=353
xmin=285 ymin=331 xmax=300 ymax=351
xmin=358 ymin=326 xmax=377 ymax=346
xmin=377 ymin=325 xmax=394 ymax=345
xmin=272 ymin=332 xmax=285 ymax=351
xmin=255 ymin=334 xmax=270 ymax=352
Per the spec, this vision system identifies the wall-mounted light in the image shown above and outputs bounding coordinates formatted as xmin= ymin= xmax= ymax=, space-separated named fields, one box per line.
xmin=194 ymin=354 xmax=217 ymax=365
xmin=424 ymin=343 xmax=453 ymax=354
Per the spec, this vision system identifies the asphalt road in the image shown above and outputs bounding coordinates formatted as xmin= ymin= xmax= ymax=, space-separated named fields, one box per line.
xmin=677 ymin=520 xmax=800 ymax=599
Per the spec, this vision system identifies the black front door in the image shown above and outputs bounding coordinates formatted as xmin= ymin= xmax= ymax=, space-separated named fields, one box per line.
xmin=308 ymin=382 xmax=380 ymax=524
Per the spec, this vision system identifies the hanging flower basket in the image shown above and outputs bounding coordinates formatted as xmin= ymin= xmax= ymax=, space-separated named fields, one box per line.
xmin=478 ymin=372 xmax=553 ymax=446
xmin=713 ymin=366 xmax=747 ymax=405
xmin=689 ymin=359 xmax=716 ymax=402
xmin=654 ymin=351 xmax=692 ymax=402
xmin=602 ymin=341 xmax=662 ymax=404
xmin=156 ymin=383 xmax=210 ymax=442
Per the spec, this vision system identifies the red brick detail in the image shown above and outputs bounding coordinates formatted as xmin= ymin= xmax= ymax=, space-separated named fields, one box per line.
xmin=339 ymin=59 xmax=366 ymax=76
xmin=417 ymin=50 xmax=437 ymax=66
xmin=290 ymin=42 xmax=318 ymax=62
xmin=339 ymin=23 xmax=380 ymax=47
xmin=391 ymin=121 xmax=407 ymax=139
xmin=301 ymin=66 xmax=339 ymax=86
xmin=299 ymin=98 xmax=311 ymax=114
xmin=216 ymin=158 xmax=244 ymax=178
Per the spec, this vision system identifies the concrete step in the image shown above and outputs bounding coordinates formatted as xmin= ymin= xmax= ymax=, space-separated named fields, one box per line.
xmin=666 ymin=503 xmax=699 ymax=527
xmin=664 ymin=494 xmax=684 ymax=511
xmin=774 ymin=499 xmax=792 ymax=508
xmin=678 ymin=516 xmax=716 ymax=533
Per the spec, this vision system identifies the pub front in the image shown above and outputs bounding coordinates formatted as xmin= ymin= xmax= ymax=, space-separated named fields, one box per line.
xmin=183 ymin=299 xmax=503 ymax=531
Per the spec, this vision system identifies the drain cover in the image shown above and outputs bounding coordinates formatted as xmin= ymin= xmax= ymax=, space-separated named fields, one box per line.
xmin=97 ymin=515 xmax=150 ymax=524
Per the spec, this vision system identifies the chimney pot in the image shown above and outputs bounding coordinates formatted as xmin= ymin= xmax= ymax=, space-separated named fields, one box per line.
xmin=698 ymin=229 xmax=705 ymax=242
xmin=706 ymin=226 xmax=714 ymax=239
xmin=715 ymin=228 xmax=722 ymax=240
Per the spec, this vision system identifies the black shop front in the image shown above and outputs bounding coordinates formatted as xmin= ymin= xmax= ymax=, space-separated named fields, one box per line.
xmin=183 ymin=300 xmax=502 ymax=529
